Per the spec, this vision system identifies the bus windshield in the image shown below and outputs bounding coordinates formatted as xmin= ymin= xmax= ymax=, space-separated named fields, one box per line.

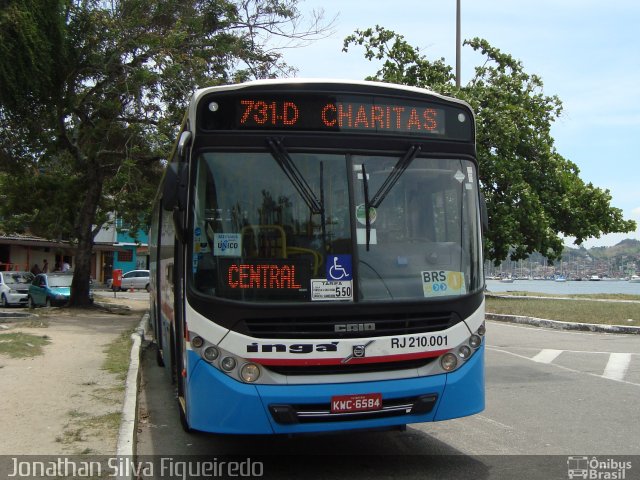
xmin=191 ymin=150 xmax=482 ymax=302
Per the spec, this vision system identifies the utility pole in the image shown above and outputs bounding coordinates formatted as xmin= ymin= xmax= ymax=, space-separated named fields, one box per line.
xmin=456 ymin=0 xmax=461 ymax=88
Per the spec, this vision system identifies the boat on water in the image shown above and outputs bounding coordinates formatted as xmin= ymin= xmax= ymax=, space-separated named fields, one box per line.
xmin=630 ymin=275 xmax=640 ymax=283
xmin=589 ymin=275 xmax=601 ymax=281
xmin=500 ymin=277 xmax=514 ymax=283
xmin=554 ymin=276 xmax=566 ymax=282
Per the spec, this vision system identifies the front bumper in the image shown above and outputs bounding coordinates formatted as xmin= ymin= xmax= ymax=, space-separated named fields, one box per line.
xmin=4 ymin=292 xmax=29 ymax=305
xmin=185 ymin=344 xmax=484 ymax=434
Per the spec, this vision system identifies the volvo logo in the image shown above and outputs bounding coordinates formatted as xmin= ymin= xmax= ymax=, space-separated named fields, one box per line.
xmin=334 ymin=322 xmax=375 ymax=333
xmin=342 ymin=340 xmax=375 ymax=364
xmin=352 ymin=345 xmax=366 ymax=358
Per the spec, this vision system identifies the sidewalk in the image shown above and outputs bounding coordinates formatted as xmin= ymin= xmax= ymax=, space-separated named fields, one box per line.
xmin=0 ymin=302 xmax=144 ymax=455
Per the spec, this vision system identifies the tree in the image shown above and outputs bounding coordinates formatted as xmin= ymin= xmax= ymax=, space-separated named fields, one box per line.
xmin=343 ymin=27 xmax=636 ymax=263
xmin=0 ymin=0 xmax=331 ymax=305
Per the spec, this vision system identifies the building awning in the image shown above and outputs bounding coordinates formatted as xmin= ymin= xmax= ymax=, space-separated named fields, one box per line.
xmin=136 ymin=246 xmax=149 ymax=256
xmin=0 ymin=234 xmax=72 ymax=250
xmin=93 ymin=243 xmax=130 ymax=252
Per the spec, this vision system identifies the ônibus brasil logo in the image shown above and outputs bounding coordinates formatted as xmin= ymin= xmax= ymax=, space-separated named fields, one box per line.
xmin=567 ymin=456 xmax=632 ymax=479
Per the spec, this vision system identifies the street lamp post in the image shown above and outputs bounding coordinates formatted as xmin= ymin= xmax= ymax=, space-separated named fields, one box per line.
xmin=456 ymin=0 xmax=461 ymax=88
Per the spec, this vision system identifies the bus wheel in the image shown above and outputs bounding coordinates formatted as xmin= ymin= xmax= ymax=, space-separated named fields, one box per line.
xmin=155 ymin=343 xmax=165 ymax=367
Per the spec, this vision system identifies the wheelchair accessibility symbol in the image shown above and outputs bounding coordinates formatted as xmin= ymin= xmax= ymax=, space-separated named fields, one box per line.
xmin=327 ymin=255 xmax=352 ymax=281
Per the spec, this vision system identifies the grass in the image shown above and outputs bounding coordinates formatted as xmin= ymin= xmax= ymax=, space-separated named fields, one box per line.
xmin=56 ymin=412 xmax=121 ymax=446
xmin=20 ymin=318 xmax=50 ymax=329
xmin=488 ymin=291 xmax=640 ymax=301
xmin=79 ymin=412 xmax=122 ymax=431
xmin=0 ymin=332 xmax=51 ymax=358
xmin=102 ymin=328 xmax=134 ymax=382
xmin=486 ymin=296 xmax=640 ymax=326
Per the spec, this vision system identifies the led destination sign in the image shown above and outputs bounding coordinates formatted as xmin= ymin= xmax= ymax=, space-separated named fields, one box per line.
xmin=200 ymin=93 xmax=473 ymax=140
xmin=238 ymin=99 xmax=444 ymax=135
xmin=217 ymin=258 xmax=310 ymax=300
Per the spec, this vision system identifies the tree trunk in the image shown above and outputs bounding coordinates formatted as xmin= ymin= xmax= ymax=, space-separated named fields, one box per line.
xmin=69 ymin=166 xmax=104 ymax=307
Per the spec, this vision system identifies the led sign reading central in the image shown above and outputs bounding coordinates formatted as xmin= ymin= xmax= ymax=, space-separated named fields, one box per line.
xmin=217 ymin=258 xmax=310 ymax=300
xmin=227 ymin=263 xmax=302 ymax=290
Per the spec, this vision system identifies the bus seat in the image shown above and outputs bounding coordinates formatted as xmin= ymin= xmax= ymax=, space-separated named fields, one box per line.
xmin=288 ymin=247 xmax=322 ymax=276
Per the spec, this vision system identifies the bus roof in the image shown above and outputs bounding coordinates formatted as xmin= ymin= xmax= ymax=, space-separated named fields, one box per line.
xmin=189 ymin=78 xmax=472 ymax=120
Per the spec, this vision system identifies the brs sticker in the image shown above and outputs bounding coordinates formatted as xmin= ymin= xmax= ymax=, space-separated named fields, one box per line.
xmin=421 ymin=270 xmax=466 ymax=297
xmin=213 ymin=233 xmax=241 ymax=257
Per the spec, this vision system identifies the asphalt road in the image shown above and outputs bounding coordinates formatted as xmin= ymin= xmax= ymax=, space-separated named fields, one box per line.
xmin=136 ymin=321 xmax=640 ymax=479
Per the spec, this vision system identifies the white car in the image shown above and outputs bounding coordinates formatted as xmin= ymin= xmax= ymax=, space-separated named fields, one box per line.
xmin=110 ymin=269 xmax=150 ymax=292
xmin=0 ymin=271 xmax=34 ymax=307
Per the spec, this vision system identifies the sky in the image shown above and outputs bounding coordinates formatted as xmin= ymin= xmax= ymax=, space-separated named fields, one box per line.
xmin=280 ymin=0 xmax=640 ymax=248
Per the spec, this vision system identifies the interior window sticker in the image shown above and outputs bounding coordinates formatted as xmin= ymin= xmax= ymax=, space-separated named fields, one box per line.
xmin=421 ymin=270 xmax=467 ymax=298
xmin=454 ymin=170 xmax=466 ymax=183
xmin=194 ymin=226 xmax=210 ymax=253
xmin=326 ymin=255 xmax=353 ymax=281
xmin=356 ymin=228 xmax=377 ymax=245
xmin=355 ymin=204 xmax=377 ymax=225
xmin=213 ymin=233 xmax=242 ymax=257
xmin=311 ymin=279 xmax=353 ymax=301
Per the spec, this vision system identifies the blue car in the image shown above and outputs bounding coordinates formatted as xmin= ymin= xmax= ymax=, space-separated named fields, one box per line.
xmin=28 ymin=273 xmax=74 ymax=307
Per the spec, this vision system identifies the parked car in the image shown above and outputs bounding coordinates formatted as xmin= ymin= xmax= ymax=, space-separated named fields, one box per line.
xmin=27 ymin=272 xmax=93 ymax=307
xmin=0 ymin=271 xmax=34 ymax=307
xmin=108 ymin=269 xmax=150 ymax=292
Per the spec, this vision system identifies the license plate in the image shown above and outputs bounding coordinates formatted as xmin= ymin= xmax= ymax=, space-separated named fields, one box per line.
xmin=330 ymin=393 xmax=382 ymax=413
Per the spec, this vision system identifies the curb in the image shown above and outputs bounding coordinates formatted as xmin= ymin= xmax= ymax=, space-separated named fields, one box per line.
xmin=0 ymin=311 xmax=34 ymax=322
xmin=486 ymin=313 xmax=640 ymax=334
xmin=116 ymin=312 xmax=148 ymax=461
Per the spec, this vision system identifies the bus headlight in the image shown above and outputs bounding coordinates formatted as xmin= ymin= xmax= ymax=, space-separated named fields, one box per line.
xmin=203 ymin=346 xmax=219 ymax=362
xmin=240 ymin=363 xmax=261 ymax=383
xmin=469 ymin=335 xmax=482 ymax=349
xmin=458 ymin=345 xmax=472 ymax=359
xmin=191 ymin=336 xmax=204 ymax=348
xmin=440 ymin=353 xmax=458 ymax=372
xmin=220 ymin=356 xmax=237 ymax=372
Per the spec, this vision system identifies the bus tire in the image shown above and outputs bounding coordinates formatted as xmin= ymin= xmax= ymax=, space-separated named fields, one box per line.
xmin=178 ymin=398 xmax=192 ymax=433
xmin=169 ymin=328 xmax=177 ymax=384
xmin=155 ymin=343 xmax=165 ymax=367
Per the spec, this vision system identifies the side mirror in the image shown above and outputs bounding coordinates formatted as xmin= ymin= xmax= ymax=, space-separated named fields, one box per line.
xmin=177 ymin=131 xmax=192 ymax=159
xmin=162 ymin=162 xmax=189 ymax=244
xmin=162 ymin=162 xmax=189 ymax=212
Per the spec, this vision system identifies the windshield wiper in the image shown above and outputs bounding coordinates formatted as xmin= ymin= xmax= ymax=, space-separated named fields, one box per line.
xmin=267 ymin=138 xmax=323 ymax=215
xmin=361 ymin=163 xmax=372 ymax=251
xmin=369 ymin=144 xmax=422 ymax=208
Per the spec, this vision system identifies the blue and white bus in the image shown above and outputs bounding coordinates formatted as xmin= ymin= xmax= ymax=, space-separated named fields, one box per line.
xmin=149 ymin=79 xmax=486 ymax=434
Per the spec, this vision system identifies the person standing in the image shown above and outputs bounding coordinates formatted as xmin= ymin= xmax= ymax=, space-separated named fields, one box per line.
xmin=62 ymin=259 xmax=70 ymax=272
xmin=42 ymin=259 xmax=49 ymax=273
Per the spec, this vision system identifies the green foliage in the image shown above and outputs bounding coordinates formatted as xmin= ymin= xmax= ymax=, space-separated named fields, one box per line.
xmin=0 ymin=0 xmax=67 ymax=114
xmin=0 ymin=0 xmax=329 ymax=305
xmin=344 ymin=28 xmax=636 ymax=263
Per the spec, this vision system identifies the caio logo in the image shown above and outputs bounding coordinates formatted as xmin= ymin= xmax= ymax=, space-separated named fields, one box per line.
xmin=334 ymin=323 xmax=375 ymax=333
